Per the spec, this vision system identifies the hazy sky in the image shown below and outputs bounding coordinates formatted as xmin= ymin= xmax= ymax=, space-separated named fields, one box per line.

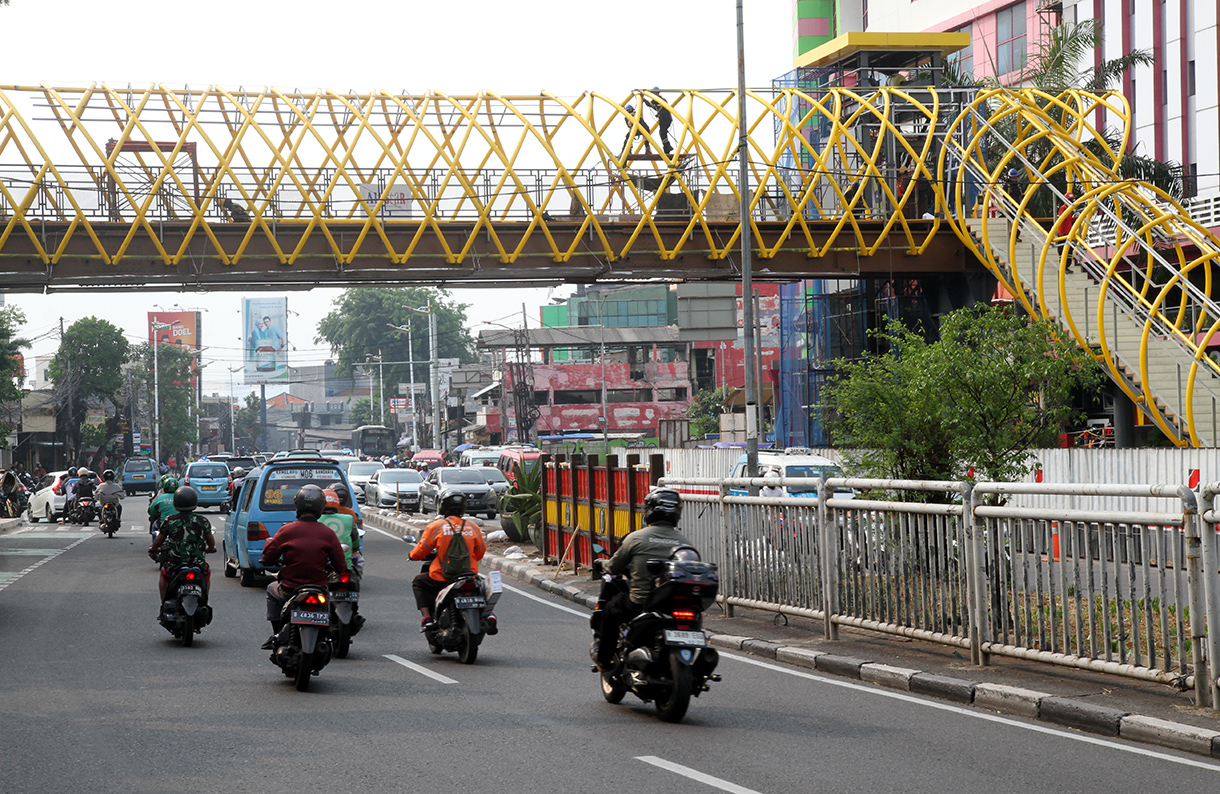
xmin=1 ymin=0 xmax=794 ymax=397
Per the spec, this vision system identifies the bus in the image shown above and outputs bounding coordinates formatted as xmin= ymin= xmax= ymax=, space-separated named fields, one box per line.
xmin=351 ymin=425 xmax=395 ymax=459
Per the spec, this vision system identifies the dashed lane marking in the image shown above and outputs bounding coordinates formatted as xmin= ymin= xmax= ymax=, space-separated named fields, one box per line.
xmin=0 ymin=536 xmax=91 ymax=593
xmin=383 ymin=654 xmax=458 ymax=684
xmin=635 ymin=757 xmax=763 ymax=794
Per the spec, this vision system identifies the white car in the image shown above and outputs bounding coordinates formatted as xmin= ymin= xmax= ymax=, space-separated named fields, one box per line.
xmin=343 ymin=460 xmax=385 ymax=504
xmin=27 ymin=470 xmax=69 ymax=522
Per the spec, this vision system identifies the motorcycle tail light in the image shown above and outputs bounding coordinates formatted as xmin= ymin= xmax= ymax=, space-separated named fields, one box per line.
xmin=460 ymin=580 xmax=478 ymax=593
xmin=247 ymin=522 xmax=269 ymax=541
xmin=672 ymin=610 xmax=696 ymax=621
xmin=303 ymin=593 xmax=326 ymax=606
xmin=338 ymin=572 xmax=351 ymax=584
xmin=185 ymin=571 xmax=197 ymax=581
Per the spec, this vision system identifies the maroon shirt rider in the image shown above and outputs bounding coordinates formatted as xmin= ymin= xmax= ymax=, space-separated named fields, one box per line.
xmin=258 ymin=484 xmax=348 ymax=649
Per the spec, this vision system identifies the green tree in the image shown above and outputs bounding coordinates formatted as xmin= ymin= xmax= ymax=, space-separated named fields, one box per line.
xmin=0 ymin=307 xmax=29 ymax=447
xmin=135 ymin=342 xmax=197 ymax=462
xmin=685 ymin=387 xmax=724 ymax=439
xmin=823 ymin=306 xmax=1100 ymax=489
xmin=233 ymin=392 xmax=263 ymax=452
xmin=48 ymin=317 xmax=129 ymax=459
xmin=350 ymin=397 xmax=374 ymax=428
xmin=315 ymin=288 xmax=476 ymax=404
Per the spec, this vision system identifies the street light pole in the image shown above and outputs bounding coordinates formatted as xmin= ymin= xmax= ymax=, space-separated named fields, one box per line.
xmin=149 ymin=319 xmax=172 ymax=465
xmin=399 ymin=304 xmax=440 ymax=449
xmin=737 ymin=0 xmax=759 ymax=488
xmin=228 ymin=365 xmax=241 ymax=453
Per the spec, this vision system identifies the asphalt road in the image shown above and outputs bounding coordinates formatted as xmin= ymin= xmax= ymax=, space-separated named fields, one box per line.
xmin=1 ymin=508 xmax=1218 ymax=794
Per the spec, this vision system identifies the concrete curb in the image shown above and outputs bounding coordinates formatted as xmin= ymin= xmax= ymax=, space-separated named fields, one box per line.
xmin=363 ymin=508 xmax=1220 ymax=761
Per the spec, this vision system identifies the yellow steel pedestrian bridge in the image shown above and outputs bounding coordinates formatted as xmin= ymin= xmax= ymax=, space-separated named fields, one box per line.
xmin=3 ymin=83 xmax=1220 ymax=446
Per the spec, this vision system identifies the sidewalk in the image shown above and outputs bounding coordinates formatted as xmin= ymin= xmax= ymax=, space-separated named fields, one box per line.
xmin=367 ymin=507 xmax=1220 ymax=759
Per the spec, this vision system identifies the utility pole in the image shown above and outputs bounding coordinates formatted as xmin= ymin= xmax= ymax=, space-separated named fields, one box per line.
xmin=428 ymin=302 xmax=440 ymax=449
xmin=737 ymin=0 xmax=759 ymax=490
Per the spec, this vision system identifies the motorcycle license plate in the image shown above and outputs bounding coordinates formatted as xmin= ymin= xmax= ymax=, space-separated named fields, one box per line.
xmin=663 ymin=630 xmax=707 ymax=647
xmin=453 ymin=596 xmax=485 ymax=608
xmin=330 ymin=590 xmax=358 ymax=602
xmin=179 ymin=585 xmax=203 ymax=596
xmin=290 ymin=609 xmax=329 ymax=626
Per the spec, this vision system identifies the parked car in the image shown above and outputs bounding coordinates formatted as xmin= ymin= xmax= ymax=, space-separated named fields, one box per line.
xmin=496 ymin=446 xmax=541 ymax=486
xmin=122 ymin=458 xmax=159 ymax=496
xmin=473 ymin=466 xmax=510 ymax=518
xmin=183 ymin=461 xmax=233 ymax=511
xmin=363 ymin=468 xmax=423 ymax=512
xmin=222 ymin=456 xmax=360 ymax=587
xmin=728 ymin=448 xmax=854 ymax=499
xmin=344 ymin=460 xmax=385 ymax=503
xmin=418 ymin=467 xmax=495 ymax=516
xmin=27 ymin=470 xmax=68 ymax=522
xmin=410 ymin=449 xmax=448 ymax=470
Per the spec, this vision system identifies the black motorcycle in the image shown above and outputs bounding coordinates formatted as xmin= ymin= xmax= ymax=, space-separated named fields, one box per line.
xmin=99 ymin=502 xmax=121 ymax=538
xmin=590 ymin=547 xmax=721 ymax=723
xmin=327 ymin=569 xmax=362 ymax=659
xmin=70 ymin=497 xmax=96 ymax=526
xmin=424 ymin=571 xmax=500 ymax=664
xmin=268 ymin=585 xmax=333 ymax=691
xmin=158 ymin=564 xmax=213 ymax=647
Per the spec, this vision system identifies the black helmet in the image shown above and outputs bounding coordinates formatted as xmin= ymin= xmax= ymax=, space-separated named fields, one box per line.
xmin=295 ymin=484 xmax=327 ymax=520
xmin=68 ymin=467 xmax=78 ymax=477
xmin=643 ymin=487 xmax=682 ymax=526
xmin=103 ymin=469 xmax=115 ymax=481
xmin=328 ymin=482 xmax=352 ymax=507
xmin=438 ymin=488 xmax=466 ymax=518
xmin=173 ymin=485 xmax=198 ymax=512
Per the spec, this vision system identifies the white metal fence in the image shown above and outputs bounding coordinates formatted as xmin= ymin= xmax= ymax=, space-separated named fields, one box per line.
xmin=660 ymin=474 xmax=1219 ymax=709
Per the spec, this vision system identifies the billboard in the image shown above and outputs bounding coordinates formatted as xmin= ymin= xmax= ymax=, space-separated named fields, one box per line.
xmin=148 ymin=310 xmax=203 ymax=391
xmin=243 ymin=297 xmax=289 ymax=383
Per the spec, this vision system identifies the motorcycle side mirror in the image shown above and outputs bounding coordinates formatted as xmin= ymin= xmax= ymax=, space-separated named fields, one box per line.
xmin=403 ymin=533 xmax=418 ymax=544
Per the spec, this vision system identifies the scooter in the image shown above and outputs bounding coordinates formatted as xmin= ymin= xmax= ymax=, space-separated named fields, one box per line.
xmin=424 ymin=570 xmax=501 ymax=664
xmin=268 ymin=585 xmax=334 ymax=692
xmin=590 ymin=546 xmax=721 ymax=723
xmin=99 ymin=502 xmax=121 ymax=538
xmin=327 ymin=567 xmax=362 ymax=659
xmin=158 ymin=564 xmax=213 ymax=647
xmin=70 ymin=496 xmax=96 ymax=526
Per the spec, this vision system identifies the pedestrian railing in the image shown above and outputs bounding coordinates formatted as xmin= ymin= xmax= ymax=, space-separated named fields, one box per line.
xmin=660 ymin=475 xmax=1219 ymax=710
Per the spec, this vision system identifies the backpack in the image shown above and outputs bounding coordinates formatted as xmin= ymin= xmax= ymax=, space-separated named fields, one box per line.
xmin=438 ymin=518 xmax=472 ymax=579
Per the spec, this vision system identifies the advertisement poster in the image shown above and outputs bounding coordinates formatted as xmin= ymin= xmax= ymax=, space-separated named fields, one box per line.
xmin=243 ymin=297 xmax=289 ymax=383
xmin=148 ymin=310 xmax=202 ymax=390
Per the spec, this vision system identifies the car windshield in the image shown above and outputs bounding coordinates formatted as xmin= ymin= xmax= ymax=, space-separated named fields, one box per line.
xmin=783 ymin=464 xmax=844 ymax=495
xmin=348 ymin=462 xmax=382 ymax=477
xmin=225 ymin=457 xmax=257 ymax=471
xmin=478 ymin=468 xmax=508 ymax=483
xmin=125 ymin=460 xmax=153 ymax=472
xmin=381 ymin=470 xmax=422 ymax=484
xmin=440 ymin=470 xmax=486 ymax=484
xmin=190 ymin=464 xmax=230 ymax=479
xmin=258 ymin=466 xmax=344 ymax=511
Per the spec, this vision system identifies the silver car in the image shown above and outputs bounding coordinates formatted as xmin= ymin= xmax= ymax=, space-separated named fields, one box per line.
xmin=418 ymin=467 xmax=495 ymax=517
xmin=474 ymin=466 xmax=510 ymax=519
xmin=363 ymin=468 xmax=423 ymax=512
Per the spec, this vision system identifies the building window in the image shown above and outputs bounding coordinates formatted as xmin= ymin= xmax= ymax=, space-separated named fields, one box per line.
xmin=608 ymin=388 xmax=651 ymax=403
xmin=553 ymin=389 xmax=599 ymax=405
xmin=996 ymin=3 xmax=1027 ymax=76
xmin=1185 ymin=163 xmax=1198 ymax=199
xmin=532 ymin=390 xmax=549 ymax=406
xmin=656 ymin=387 xmax=688 ymax=402
xmin=948 ymin=25 xmax=973 ymax=77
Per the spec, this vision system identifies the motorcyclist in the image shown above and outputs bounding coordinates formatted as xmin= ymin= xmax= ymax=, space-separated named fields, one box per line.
xmin=96 ymin=469 xmax=125 ymax=523
xmin=258 ymin=484 xmax=349 ymax=650
xmin=325 ymin=482 xmax=363 ymax=575
xmin=62 ymin=466 xmax=80 ymax=518
xmin=148 ymin=474 xmax=180 ymax=537
xmin=408 ymin=489 xmax=487 ymax=633
xmin=73 ymin=469 xmax=97 ymax=523
xmin=228 ymin=467 xmax=246 ymax=510
xmin=592 ymin=487 xmax=691 ymax=672
xmin=147 ymin=486 xmax=216 ymax=605
xmin=319 ymin=488 xmax=366 ymax=633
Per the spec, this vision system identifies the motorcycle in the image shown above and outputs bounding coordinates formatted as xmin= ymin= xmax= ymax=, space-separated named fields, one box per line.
xmin=0 ymin=470 xmax=29 ymax=518
xmin=70 ymin=496 xmax=96 ymax=526
xmin=158 ymin=564 xmax=213 ymax=647
xmin=424 ymin=570 xmax=501 ymax=664
xmin=268 ymin=585 xmax=334 ymax=691
xmin=327 ymin=568 xmax=363 ymax=659
xmin=99 ymin=502 xmax=121 ymax=538
xmin=590 ymin=547 xmax=721 ymax=723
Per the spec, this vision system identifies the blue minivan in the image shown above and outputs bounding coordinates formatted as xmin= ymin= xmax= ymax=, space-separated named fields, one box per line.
xmin=184 ymin=461 xmax=233 ymax=511
xmin=222 ymin=457 xmax=361 ymax=588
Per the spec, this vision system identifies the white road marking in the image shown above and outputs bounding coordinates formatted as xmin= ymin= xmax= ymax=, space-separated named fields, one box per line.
xmin=365 ymin=526 xmax=404 ymax=541
xmin=10 ymin=527 xmax=32 ymax=534
xmin=721 ymin=653 xmax=1220 ymax=772
xmin=0 ymin=536 xmax=91 ymax=593
xmin=383 ymin=654 xmax=458 ymax=684
xmin=635 ymin=757 xmax=762 ymax=794
xmin=500 ymin=582 xmax=588 ymax=617
xmin=509 ymin=576 xmax=1220 ymax=772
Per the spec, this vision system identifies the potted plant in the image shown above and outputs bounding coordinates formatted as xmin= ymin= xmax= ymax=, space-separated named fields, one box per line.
xmin=497 ymin=461 xmax=542 ymax=548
